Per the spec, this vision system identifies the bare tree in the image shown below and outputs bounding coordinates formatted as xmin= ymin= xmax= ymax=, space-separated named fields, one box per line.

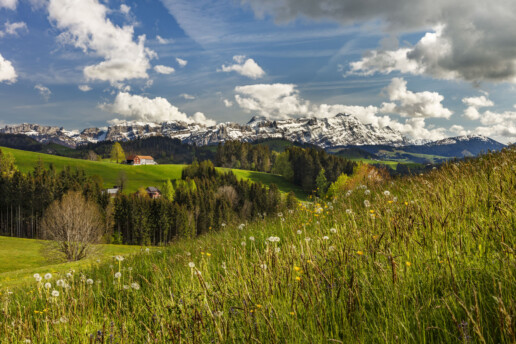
xmin=41 ymin=191 xmax=103 ymax=261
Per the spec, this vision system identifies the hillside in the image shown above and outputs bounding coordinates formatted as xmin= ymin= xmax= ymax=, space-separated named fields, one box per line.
xmin=0 ymin=146 xmax=514 ymax=342
xmin=0 ymin=146 xmax=307 ymax=199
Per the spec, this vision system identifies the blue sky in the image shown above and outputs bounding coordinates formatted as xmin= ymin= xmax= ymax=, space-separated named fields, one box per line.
xmin=1 ymin=0 xmax=515 ymax=143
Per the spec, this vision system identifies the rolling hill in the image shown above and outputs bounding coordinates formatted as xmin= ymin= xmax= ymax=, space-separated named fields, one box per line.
xmin=0 ymin=146 xmax=307 ymax=199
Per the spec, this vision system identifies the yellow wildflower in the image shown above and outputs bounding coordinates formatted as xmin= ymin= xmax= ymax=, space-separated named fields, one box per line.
xmin=406 ymin=261 xmax=412 ymax=267
xmin=357 ymin=251 xmax=364 ymax=256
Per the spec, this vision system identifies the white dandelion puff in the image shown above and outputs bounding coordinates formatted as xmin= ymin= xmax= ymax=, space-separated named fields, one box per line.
xmin=131 ymin=282 xmax=140 ymax=290
xmin=188 ymin=262 xmax=195 ymax=268
xmin=51 ymin=290 xmax=59 ymax=297
xmin=383 ymin=190 xmax=390 ymax=196
xmin=330 ymin=228 xmax=337 ymax=234
xmin=346 ymin=209 xmax=353 ymax=214
xmin=56 ymin=279 xmax=65 ymax=287
xmin=44 ymin=282 xmax=51 ymax=289
xmin=241 ymin=241 xmax=247 ymax=247
xmin=115 ymin=255 xmax=125 ymax=262
xmin=114 ymin=272 xmax=122 ymax=279
xmin=364 ymin=200 xmax=370 ymax=207
xmin=44 ymin=273 xmax=52 ymax=280
xmin=260 ymin=264 xmax=267 ymax=270
xmin=86 ymin=279 xmax=94 ymax=285
xmin=297 ymin=230 xmax=302 ymax=235
xmin=249 ymin=236 xmax=255 ymax=241
xmin=365 ymin=190 xmax=371 ymax=195
xmin=322 ymin=236 xmax=329 ymax=240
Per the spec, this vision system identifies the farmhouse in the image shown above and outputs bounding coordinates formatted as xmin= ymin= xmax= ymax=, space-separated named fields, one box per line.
xmin=126 ymin=155 xmax=157 ymax=165
xmin=146 ymin=187 xmax=161 ymax=199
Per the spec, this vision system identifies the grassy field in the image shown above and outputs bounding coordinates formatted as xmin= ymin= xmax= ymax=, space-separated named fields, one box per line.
xmin=1 ymin=146 xmax=307 ymax=199
xmin=0 ymin=147 xmax=514 ymax=343
xmin=0 ymin=236 xmax=145 ymax=289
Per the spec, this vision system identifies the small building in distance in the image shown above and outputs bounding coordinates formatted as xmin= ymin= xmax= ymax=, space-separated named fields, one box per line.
xmin=103 ymin=186 xmax=120 ymax=197
xmin=146 ymin=186 xmax=161 ymax=199
xmin=126 ymin=155 xmax=157 ymax=165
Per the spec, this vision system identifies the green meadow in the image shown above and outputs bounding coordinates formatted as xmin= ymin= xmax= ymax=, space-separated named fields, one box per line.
xmin=0 ymin=146 xmax=307 ymax=199
xmin=0 ymin=147 xmax=514 ymax=343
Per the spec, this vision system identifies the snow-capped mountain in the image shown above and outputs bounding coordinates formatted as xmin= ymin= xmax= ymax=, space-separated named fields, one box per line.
xmin=0 ymin=114 xmax=408 ymax=148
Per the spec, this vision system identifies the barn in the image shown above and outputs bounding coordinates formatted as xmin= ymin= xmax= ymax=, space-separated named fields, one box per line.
xmin=126 ymin=155 xmax=157 ymax=165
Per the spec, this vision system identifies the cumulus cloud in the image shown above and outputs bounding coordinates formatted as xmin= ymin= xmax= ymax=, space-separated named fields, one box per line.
xmin=0 ymin=0 xmax=17 ymax=10
xmin=35 ymin=84 xmax=51 ymax=101
xmin=100 ymin=92 xmax=215 ymax=125
xmin=223 ymin=99 xmax=233 ymax=107
xmin=0 ymin=53 xmax=16 ymax=83
xmin=153 ymin=65 xmax=175 ymax=75
xmin=78 ymin=84 xmax=92 ymax=92
xmin=379 ymin=77 xmax=452 ymax=119
xmin=235 ymin=83 xmax=309 ymax=119
xmin=462 ymin=95 xmax=494 ymax=120
xmin=47 ymin=0 xmax=156 ymax=84
xmin=243 ymin=0 xmax=516 ymax=83
xmin=120 ymin=4 xmax=130 ymax=14
xmin=176 ymin=57 xmax=187 ymax=67
xmin=220 ymin=55 xmax=265 ymax=79
xmin=0 ymin=21 xmax=28 ymax=37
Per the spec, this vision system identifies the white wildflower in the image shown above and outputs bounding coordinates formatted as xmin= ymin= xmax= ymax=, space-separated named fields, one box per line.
xmin=330 ymin=228 xmax=337 ymax=234
xmin=145 ymin=248 xmax=150 ymax=253
xmin=383 ymin=190 xmax=390 ymax=196
xmin=188 ymin=262 xmax=195 ymax=268
xmin=44 ymin=283 xmax=51 ymax=289
xmin=238 ymin=223 xmax=245 ymax=230
xmin=56 ymin=279 xmax=65 ymax=287
xmin=241 ymin=241 xmax=246 ymax=247
xmin=365 ymin=190 xmax=370 ymax=195
xmin=44 ymin=273 xmax=52 ymax=280
xmin=249 ymin=236 xmax=255 ymax=241
xmin=51 ymin=290 xmax=59 ymax=297
xmin=297 ymin=230 xmax=302 ymax=235
xmin=131 ymin=282 xmax=140 ymax=290
xmin=86 ymin=279 xmax=94 ymax=285
xmin=33 ymin=273 xmax=41 ymax=280
xmin=115 ymin=255 xmax=125 ymax=262
xmin=322 ymin=236 xmax=329 ymax=240
xmin=114 ymin=272 xmax=122 ymax=279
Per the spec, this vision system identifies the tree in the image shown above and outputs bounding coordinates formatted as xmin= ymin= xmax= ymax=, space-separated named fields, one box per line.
xmin=316 ymin=168 xmax=329 ymax=196
xmin=40 ymin=191 xmax=103 ymax=261
xmin=86 ymin=150 xmax=100 ymax=161
xmin=0 ymin=149 xmax=17 ymax=179
xmin=271 ymin=151 xmax=294 ymax=181
xmin=110 ymin=142 xmax=125 ymax=164
xmin=117 ymin=171 xmax=127 ymax=191
xmin=161 ymin=179 xmax=175 ymax=201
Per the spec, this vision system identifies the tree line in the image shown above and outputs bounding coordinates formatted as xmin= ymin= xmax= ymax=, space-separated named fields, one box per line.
xmin=0 ymin=148 xmax=294 ymax=245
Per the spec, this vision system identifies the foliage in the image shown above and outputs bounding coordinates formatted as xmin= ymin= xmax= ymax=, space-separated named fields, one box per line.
xmin=110 ymin=142 xmax=125 ymax=164
xmin=0 ymin=148 xmax=17 ymax=178
xmin=215 ymin=140 xmax=272 ymax=172
xmin=1 ymin=147 xmax=514 ymax=342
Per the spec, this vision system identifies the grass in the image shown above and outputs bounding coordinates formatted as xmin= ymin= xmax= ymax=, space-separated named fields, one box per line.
xmin=1 ymin=146 xmax=307 ymax=198
xmin=0 ymin=237 xmax=145 ymax=289
xmin=0 ymin=148 xmax=515 ymax=343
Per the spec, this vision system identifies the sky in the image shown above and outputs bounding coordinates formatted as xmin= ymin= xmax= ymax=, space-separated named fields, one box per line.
xmin=0 ymin=0 xmax=516 ymax=143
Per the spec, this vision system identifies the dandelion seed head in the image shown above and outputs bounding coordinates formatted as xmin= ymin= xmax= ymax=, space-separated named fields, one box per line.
xmin=364 ymin=200 xmax=370 ymax=207
xmin=365 ymin=190 xmax=371 ymax=195
xmin=123 ymin=285 xmax=130 ymax=290
xmin=44 ymin=273 xmax=52 ymax=280
xmin=188 ymin=262 xmax=195 ymax=268
xmin=56 ymin=279 xmax=65 ymax=287
xmin=249 ymin=236 xmax=255 ymax=241
xmin=383 ymin=190 xmax=390 ymax=196
xmin=86 ymin=279 xmax=94 ymax=285
xmin=115 ymin=255 xmax=124 ymax=262
xmin=51 ymin=290 xmax=59 ymax=297
xmin=241 ymin=241 xmax=247 ymax=247
xmin=44 ymin=283 xmax=51 ymax=289
xmin=114 ymin=272 xmax=122 ymax=279
xmin=330 ymin=228 xmax=337 ymax=233
xmin=131 ymin=282 xmax=140 ymax=290
xmin=297 ymin=230 xmax=302 ymax=235
xmin=322 ymin=236 xmax=329 ymax=240
xmin=260 ymin=264 xmax=267 ymax=270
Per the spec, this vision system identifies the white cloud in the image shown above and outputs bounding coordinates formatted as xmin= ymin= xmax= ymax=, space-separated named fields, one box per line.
xmin=176 ymin=57 xmax=187 ymax=67
xmin=462 ymin=95 xmax=494 ymax=120
xmin=78 ymin=84 xmax=92 ymax=92
xmin=220 ymin=55 xmax=265 ymax=79
xmin=156 ymin=35 xmax=173 ymax=44
xmin=0 ymin=22 xmax=28 ymax=37
xmin=35 ymin=84 xmax=51 ymax=101
xmin=349 ymin=48 xmax=424 ymax=76
xmin=0 ymin=53 xmax=16 ymax=83
xmin=180 ymin=93 xmax=195 ymax=100
xmin=0 ymin=0 xmax=17 ymax=10
xmin=235 ymin=83 xmax=309 ymax=119
xmin=48 ymin=0 xmax=156 ymax=84
xmin=379 ymin=77 xmax=452 ymax=119
xmin=223 ymin=99 xmax=233 ymax=107
xmin=120 ymin=4 xmax=130 ymax=14
xmin=100 ymin=92 xmax=215 ymax=125
xmin=153 ymin=65 xmax=175 ymax=75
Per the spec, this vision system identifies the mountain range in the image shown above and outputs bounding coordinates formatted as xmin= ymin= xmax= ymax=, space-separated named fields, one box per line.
xmin=0 ymin=114 xmax=505 ymax=158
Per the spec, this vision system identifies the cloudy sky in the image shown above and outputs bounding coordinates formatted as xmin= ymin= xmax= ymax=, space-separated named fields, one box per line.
xmin=1 ymin=0 xmax=516 ymax=143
